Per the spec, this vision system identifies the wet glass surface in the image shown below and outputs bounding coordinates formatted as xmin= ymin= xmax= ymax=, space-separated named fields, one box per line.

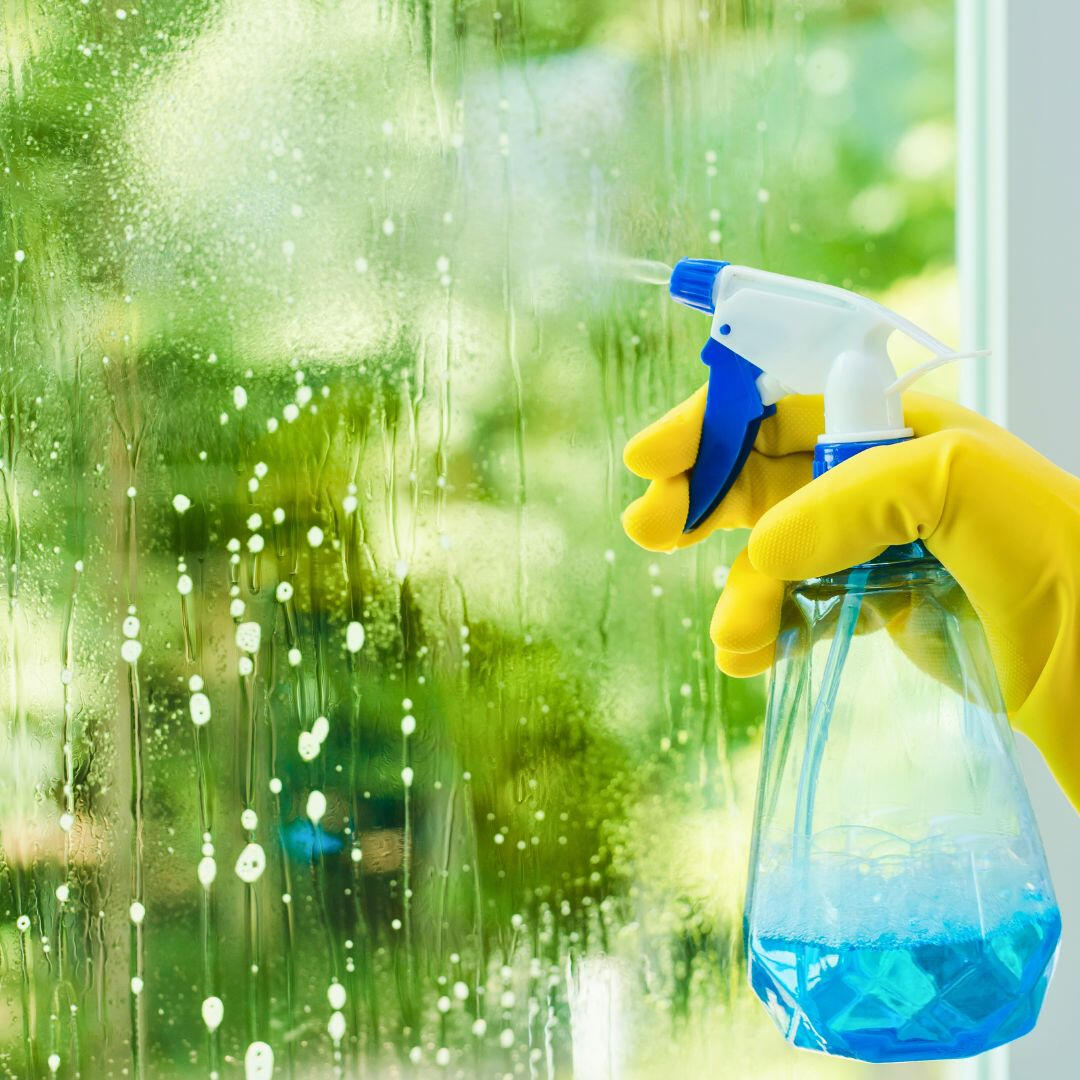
xmin=0 ymin=1 xmax=956 ymax=1076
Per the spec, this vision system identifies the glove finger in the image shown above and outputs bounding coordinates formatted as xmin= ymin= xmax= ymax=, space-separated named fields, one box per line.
xmin=622 ymin=450 xmax=813 ymax=551
xmin=747 ymin=433 xmax=954 ymax=580
xmin=753 ymin=395 xmax=825 ymax=457
xmin=623 ymin=384 xmax=708 ymax=480
xmin=710 ymin=548 xmax=785 ymax=654
xmin=716 ymin=641 xmax=775 ymax=678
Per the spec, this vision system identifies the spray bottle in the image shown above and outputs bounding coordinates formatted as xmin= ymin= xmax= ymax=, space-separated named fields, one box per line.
xmin=667 ymin=258 xmax=1060 ymax=1062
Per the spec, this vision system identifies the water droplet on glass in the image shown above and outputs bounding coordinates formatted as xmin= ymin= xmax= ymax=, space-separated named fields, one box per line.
xmin=328 ymin=1011 xmax=346 ymax=1042
xmin=345 ymin=621 xmax=365 ymax=653
xmin=244 ymin=1041 xmax=274 ymax=1080
xmin=234 ymin=843 xmax=266 ymax=884
xmin=235 ymin=622 xmax=261 ymax=654
xmin=298 ymin=731 xmax=320 ymax=762
xmin=198 ymin=857 xmax=217 ymax=888
xmin=306 ymin=790 xmax=327 ymax=824
xmin=202 ymin=996 xmax=224 ymax=1032
xmin=190 ymin=692 xmax=212 ymax=726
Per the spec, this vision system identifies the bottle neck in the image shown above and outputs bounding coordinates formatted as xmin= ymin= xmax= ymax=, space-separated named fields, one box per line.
xmin=812 ymin=435 xmax=911 ymax=478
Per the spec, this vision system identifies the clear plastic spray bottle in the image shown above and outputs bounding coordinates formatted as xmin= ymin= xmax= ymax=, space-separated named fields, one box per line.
xmin=667 ymin=259 xmax=1060 ymax=1062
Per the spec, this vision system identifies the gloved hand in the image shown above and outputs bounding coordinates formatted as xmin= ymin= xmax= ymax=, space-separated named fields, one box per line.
xmin=623 ymin=387 xmax=1080 ymax=808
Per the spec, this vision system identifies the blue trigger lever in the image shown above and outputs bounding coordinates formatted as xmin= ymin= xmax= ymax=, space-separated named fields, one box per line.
xmin=685 ymin=337 xmax=774 ymax=533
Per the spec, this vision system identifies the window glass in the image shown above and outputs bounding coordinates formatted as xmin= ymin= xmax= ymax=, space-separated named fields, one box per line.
xmin=0 ymin=2 xmax=954 ymax=1075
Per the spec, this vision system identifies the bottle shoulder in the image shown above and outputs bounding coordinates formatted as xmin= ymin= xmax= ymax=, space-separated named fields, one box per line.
xmin=793 ymin=545 xmax=951 ymax=596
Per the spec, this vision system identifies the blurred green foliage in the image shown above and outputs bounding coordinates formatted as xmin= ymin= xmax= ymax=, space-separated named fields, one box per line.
xmin=0 ymin=0 xmax=954 ymax=1076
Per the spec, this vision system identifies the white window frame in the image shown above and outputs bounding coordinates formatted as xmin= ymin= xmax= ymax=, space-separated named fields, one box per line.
xmin=955 ymin=3 xmax=1080 ymax=1079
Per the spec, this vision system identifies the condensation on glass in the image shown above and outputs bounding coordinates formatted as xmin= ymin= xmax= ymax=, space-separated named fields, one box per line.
xmin=0 ymin=2 xmax=954 ymax=1077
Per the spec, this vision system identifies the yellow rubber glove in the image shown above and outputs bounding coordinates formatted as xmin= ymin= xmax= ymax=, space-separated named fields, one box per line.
xmin=623 ymin=387 xmax=1080 ymax=809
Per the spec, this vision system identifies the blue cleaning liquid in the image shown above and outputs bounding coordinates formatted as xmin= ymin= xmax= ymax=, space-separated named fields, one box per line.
xmin=747 ymin=905 xmax=1061 ymax=1062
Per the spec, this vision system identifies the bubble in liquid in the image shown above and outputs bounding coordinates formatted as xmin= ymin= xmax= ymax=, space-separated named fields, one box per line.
xmin=234 ymin=843 xmax=266 ymax=884
xmin=298 ymin=731 xmax=320 ymax=762
xmin=129 ymin=901 xmax=146 ymax=925
xmin=16 ymin=915 xmax=30 ymax=932
xmin=327 ymin=983 xmax=346 ymax=1009
xmin=272 ymin=507 xmax=285 ymax=524
xmin=328 ymin=1011 xmax=346 ymax=1042
xmin=198 ymin=857 xmax=217 ymax=888
xmin=345 ymin=621 xmax=365 ymax=653
xmin=238 ymin=656 xmax=254 ymax=676
xmin=283 ymin=403 xmax=300 ymax=423
xmin=121 ymin=639 xmax=142 ymax=664
xmin=287 ymin=647 xmax=302 ymax=667
xmin=236 ymin=622 xmax=261 ymax=654
xmin=241 ymin=809 xmax=258 ymax=830
xmin=55 ymin=884 xmax=70 ymax=903
xmin=437 ymin=995 xmax=451 ymax=1013
xmin=230 ymin=600 xmax=246 ymax=621
xmin=312 ymin=715 xmax=329 ymax=743
xmin=190 ymin=692 xmax=212 ymax=726
xmin=401 ymin=766 xmax=414 ymax=787
xmin=499 ymin=1028 xmax=514 ymax=1049
xmin=47 ymin=1054 xmax=60 ymax=1074
xmin=401 ymin=714 xmax=416 ymax=736
xmin=453 ymin=981 xmax=469 ymax=1000
xmin=177 ymin=573 xmax=193 ymax=595
xmin=275 ymin=581 xmax=293 ymax=603
xmin=471 ymin=1018 xmax=487 ymax=1037
xmin=122 ymin=615 xmax=140 ymax=638
xmin=306 ymin=525 xmax=324 ymax=548
xmin=131 ymin=976 xmax=144 ymax=995
xmin=202 ymin=995 xmax=224 ymax=1032
xmin=342 ymin=493 xmax=358 ymax=515
xmin=306 ymin=790 xmax=327 ymax=824
xmin=172 ymin=493 xmax=192 ymax=514
xmin=244 ymin=1041 xmax=274 ymax=1080
xmin=233 ymin=385 xmax=248 ymax=409
xmin=269 ymin=777 xmax=282 ymax=795
xmin=247 ymin=513 xmax=263 ymax=531
xmin=59 ymin=812 xmax=74 ymax=833
xmin=247 ymin=534 xmax=265 ymax=554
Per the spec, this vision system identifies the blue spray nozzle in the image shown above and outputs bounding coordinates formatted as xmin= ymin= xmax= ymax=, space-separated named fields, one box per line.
xmin=669 ymin=258 xmax=727 ymax=313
